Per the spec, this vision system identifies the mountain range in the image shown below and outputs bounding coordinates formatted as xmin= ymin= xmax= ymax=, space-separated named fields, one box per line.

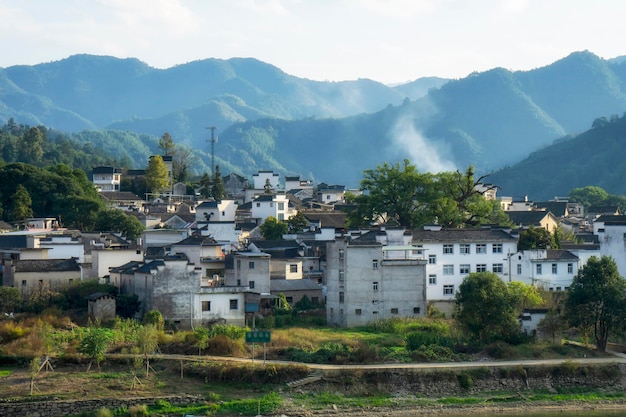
xmin=1 ymin=51 xmax=626 ymax=198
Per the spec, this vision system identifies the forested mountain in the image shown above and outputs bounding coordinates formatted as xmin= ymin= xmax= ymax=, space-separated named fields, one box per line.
xmin=2 ymin=51 xmax=626 ymax=192
xmin=489 ymin=114 xmax=626 ymax=200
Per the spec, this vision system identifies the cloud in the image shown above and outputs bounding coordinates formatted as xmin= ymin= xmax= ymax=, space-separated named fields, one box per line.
xmin=391 ymin=116 xmax=456 ymax=173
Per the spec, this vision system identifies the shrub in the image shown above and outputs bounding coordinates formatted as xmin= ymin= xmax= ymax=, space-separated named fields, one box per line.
xmin=143 ymin=310 xmax=164 ymax=330
xmin=457 ymin=372 xmax=474 ymax=390
xmin=208 ymin=324 xmax=246 ymax=340
xmin=94 ymin=407 xmax=113 ymax=417
xmin=128 ymin=404 xmax=148 ymax=416
xmin=484 ymin=341 xmax=515 ymax=359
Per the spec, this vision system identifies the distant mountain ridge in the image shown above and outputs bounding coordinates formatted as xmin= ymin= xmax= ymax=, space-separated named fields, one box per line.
xmin=2 ymin=51 xmax=626 ymax=194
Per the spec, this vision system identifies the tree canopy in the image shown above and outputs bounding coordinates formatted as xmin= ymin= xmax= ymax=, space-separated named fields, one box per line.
xmin=347 ymin=160 xmax=510 ymax=229
xmin=260 ymin=216 xmax=288 ymax=240
xmin=565 ymin=256 xmax=626 ymax=352
xmin=145 ymin=155 xmax=170 ymax=195
xmin=455 ymin=272 xmax=541 ymax=343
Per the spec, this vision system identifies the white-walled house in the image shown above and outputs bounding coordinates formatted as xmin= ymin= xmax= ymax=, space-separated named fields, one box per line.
xmin=112 ymin=256 xmax=247 ymax=327
xmin=316 ymin=184 xmax=345 ymax=204
xmin=224 ymin=251 xmax=271 ymax=295
xmin=252 ymin=170 xmax=280 ymax=190
xmin=510 ymin=249 xmax=580 ymax=291
xmin=195 ymin=200 xmax=238 ymax=223
xmin=326 ymin=238 xmax=427 ymax=327
xmin=251 ymin=194 xmax=297 ymax=222
xmin=92 ymin=166 xmax=122 ymax=192
xmin=410 ymin=227 xmax=518 ymax=314
xmin=284 ymin=175 xmax=313 ymax=192
xmin=595 ymin=216 xmax=626 ymax=278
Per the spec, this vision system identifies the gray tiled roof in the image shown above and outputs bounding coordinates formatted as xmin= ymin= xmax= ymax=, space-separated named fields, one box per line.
xmin=411 ymin=228 xmax=517 ymax=243
xmin=271 ymin=279 xmax=322 ymax=292
xmin=545 ymin=250 xmax=579 ymax=261
xmin=506 ymin=211 xmax=553 ymax=226
xmin=15 ymin=258 xmax=80 ymax=273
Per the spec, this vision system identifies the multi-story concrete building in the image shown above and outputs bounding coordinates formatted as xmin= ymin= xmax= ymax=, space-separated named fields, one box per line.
xmin=92 ymin=166 xmax=122 ymax=192
xmin=326 ymin=237 xmax=427 ymax=327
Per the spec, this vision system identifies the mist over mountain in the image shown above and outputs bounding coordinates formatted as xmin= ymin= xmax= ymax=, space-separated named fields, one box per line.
xmin=2 ymin=51 xmax=626 ymax=193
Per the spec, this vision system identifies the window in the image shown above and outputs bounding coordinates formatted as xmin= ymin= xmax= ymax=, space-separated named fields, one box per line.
xmin=460 ymin=244 xmax=470 ymax=254
xmin=372 ymin=300 xmax=379 ymax=304
xmin=460 ymin=264 xmax=470 ymax=274
xmin=237 ymin=259 xmax=241 ymax=269
xmin=339 ymin=292 xmax=344 ymax=303
xmin=21 ymin=280 xmax=27 ymax=286
xmin=202 ymin=301 xmax=211 ymax=311
xmin=517 ymin=264 xmax=522 ymax=275
xmin=277 ymin=202 xmax=284 ymax=210
xmin=443 ymin=244 xmax=454 ymax=254
xmin=237 ymin=279 xmax=241 ymax=286
xmin=552 ymin=263 xmax=558 ymax=274
xmin=312 ymin=297 xmax=319 ymax=304
xmin=249 ymin=280 xmax=255 ymax=289
xmin=568 ymin=263 xmax=573 ymax=274
xmin=428 ymin=254 xmax=437 ymax=264
xmin=476 ymin=244 xmax=487 ymax=254
xmin=492 ymin=263 xmax=503 ymax=273
xmin=355 ymin=309 xmax=362 ymax=315
xmin=476 ymin=264 xmax=487 ymax=272
xmin=372 ymin=259 xmax=379 ymax=269
xmin=290 ymin=264 xmax=298 ymax=273
xmin=373 ymin=281 xmax=379 ymax=291
xmin=278 ymin=213 xmax=285 ymax=221
xmin=428 ymin=274 xmax=437 ymax=285
xmin=390 ymin=308 xmax=399 ymax=314
xmin=339 ymin=270 xmax=345 ymax=281
xmin=286 ymin=296 xmax=293 ymax=304
xmin=229 ymin=299 xmax=238 ymax=310
xmin=339 ymin=249 xmax=345 ymax=260
xmin=443 ymin=264 xmax=454 ymax=275
xmin=256 ymin=202 xmax=260 ymax=207
xmin=413 ymin=307 xmax=421 ymax=314
xmin=536 ymin=264 xmax=542 ymax=275
xmin=326 ymin=194 xmax=331 ymax=200
xmin=68 ymin=279 xmax=74 ymax=285
xmin=443 ymin=285 xmax=454 ymax=295
xmin=492 ymin=243 xmax=503 ymax=253
xmin=248 ymin=261 xmax=255 ymax=269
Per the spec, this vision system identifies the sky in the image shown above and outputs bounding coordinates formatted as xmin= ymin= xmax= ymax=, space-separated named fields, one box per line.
xmin=2 ymin=0 xmax=626 ymax=85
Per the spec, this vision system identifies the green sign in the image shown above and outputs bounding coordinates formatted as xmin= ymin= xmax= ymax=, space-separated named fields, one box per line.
xmin=246 ymin=330 xmax=271 ymax=343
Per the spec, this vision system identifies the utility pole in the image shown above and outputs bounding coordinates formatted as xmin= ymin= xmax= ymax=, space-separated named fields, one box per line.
xmin=207 ymin=126 xmax=217 ymax=178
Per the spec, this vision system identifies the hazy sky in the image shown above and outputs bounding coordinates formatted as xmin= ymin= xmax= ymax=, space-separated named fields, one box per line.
xmin=2 ymin=0 xmax=626 ymax=84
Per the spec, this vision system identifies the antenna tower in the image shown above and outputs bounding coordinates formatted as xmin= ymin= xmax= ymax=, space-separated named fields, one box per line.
xmin=207 ymin=126 xmax=217 ymax=177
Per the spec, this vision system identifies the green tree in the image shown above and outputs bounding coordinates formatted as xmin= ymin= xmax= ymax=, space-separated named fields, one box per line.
xmin=79 ymin=327 xmax=113 ymax=372
xmin=95 ymin=209 xmax=145 ymax=241
xmin=517 ymin=226 xmax=555 ymax=250
xmin=568 ymin=186 xmax=609 ymax=208
xmin=431 ymin=167 xmax=510 ymax=228
xmin=20 ymin=127 xmax=44 ymax=164
xmin=455 ymin=272 xmax=520 ymax=343
xmin=143 ymin=310 xmax=164 ymax=330
xmin=145 ymin=155 xmax=170 ymax=195
xmin=0 ymin=286 xmax=23 ymax=313
xmin=287 ymin=211 xmax=309 ymax=233
xmin=6 ymin=184 xmax=33 ymax=222
xmin=507 ymin=281 xmax=544 ymax=311
xmin=199 ymin=172 xmax=212 ymax=198
xmin=193 ymin=327 xmax=210 ymax=355
xmin=116 ymin=294 xmax=141 ymax=319
xmin=158 ymin=132 xmax=175 ymax=156
xmin=565 ymin=256 xmax=626 ymax=352
xmin=537 ymin=309 xmax=567 ymax=344
xmin=135 ymin=324 xmax=160 ymax=377
xmin=349 ymin=159 xmax=434 ymax=228
xmin=260 ymin=216 xmax=288 ymax=240
xmin=211 ymin=165 xmax=225 ymax=202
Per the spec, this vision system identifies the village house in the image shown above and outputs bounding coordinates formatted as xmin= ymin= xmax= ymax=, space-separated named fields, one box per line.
xmin=510 ymin=249 xmax=580 ymax=291
xmin=326 ymin=234 xmax=427 ymax=328
xmin=410 ymin=226 xmax=518 ymax=315
xmin=3 ymin=258 xmax=82 ymax=296
xmin=91 ymin=166 xmax=122 ymax=192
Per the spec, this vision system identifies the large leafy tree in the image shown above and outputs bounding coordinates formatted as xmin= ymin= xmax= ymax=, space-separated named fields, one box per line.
xmin=260 ymin=216 xmax=288 ymax=240
xmin=211 ymin=165 xmax=225 ymax=202
xmin=517 ymin=226 xmax=556 ymax=250
xmin=431 ymin=166 xmax=510 ymax=228
xmin=287 ymin=211 xmax=309 ymax=233
xmin=145 ymin=155 xmax=170 ymax=195
xmin=568 ymin=186 xmax=609 ymax=208
xmin=565 ymin=256 xmax=626 ymax=352
xmin=6 ymin=184 xmax=33 ymax=222
xmin=455 ymin=272 xmax=521 ymax=343
xmin=348 ymin=161 xmax=510 ymax=229
xmin=348 ymin=159 xmax=434 ymax=228
xmin=95 ymin=209 xmax=145 ymax=241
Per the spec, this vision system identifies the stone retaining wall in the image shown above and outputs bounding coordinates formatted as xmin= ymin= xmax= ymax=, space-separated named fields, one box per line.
xmin=0 ymin=394 xmax=202 ymax=417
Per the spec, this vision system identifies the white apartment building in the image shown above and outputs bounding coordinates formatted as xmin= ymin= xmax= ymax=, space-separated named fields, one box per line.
xmin=410 ymin=227 xmax=518 ymax=314
xmin=326 ymin=238 xmax=427 ymax=328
